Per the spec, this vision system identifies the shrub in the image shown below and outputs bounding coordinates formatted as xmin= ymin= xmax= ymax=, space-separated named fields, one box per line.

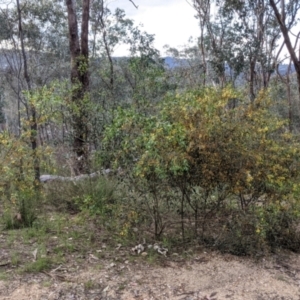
xmin=103 ymin=86 xmax=300 ymax=253
xmin=73 ymin=177 xmax=116 ymax=216
xmin=0 ymin=132 xmax=45 ymax=229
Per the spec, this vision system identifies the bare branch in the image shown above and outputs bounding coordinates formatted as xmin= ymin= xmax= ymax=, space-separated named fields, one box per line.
xmin=129 ymin=0 xmax=138 ymax=9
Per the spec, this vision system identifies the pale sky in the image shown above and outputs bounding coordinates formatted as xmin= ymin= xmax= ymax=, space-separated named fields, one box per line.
xmin=106 ymin=0 xmax=296 ymax=61
xmin=107 ymin=0 xmax=200 ymax=56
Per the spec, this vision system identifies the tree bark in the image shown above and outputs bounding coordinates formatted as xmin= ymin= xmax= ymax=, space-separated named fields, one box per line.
xmin=193 ymin=0 xmax=210 ymax=86
xmin=270 ymin=0 xmax=300 ymax=101
xmin=66 ymin=0 xmax=90 ymax=174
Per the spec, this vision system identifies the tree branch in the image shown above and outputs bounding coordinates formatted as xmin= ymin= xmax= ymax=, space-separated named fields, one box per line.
xmin=129 ymin=0 xmax=138 ymax=9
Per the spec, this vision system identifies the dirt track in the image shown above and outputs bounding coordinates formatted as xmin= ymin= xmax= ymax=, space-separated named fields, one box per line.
xmin=1 ymin=250 xmax=300 ymax=300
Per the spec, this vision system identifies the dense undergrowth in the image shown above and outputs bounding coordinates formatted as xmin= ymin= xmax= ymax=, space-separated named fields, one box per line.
xmin=1 ymin=86 xmax=300 ymax=257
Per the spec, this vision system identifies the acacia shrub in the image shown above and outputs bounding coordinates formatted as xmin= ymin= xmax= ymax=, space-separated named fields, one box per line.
xmin=103 ymin=86 xmax=300 ymax=251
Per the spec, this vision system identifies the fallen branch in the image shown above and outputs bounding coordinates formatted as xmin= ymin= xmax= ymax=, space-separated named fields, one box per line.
xmin=40 ymin=169 xmax=112 ymax=183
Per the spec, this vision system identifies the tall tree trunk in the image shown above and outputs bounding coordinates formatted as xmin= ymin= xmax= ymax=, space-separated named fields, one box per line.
xmin=66 ymin=0 xmax=90 ymax=174
xmin=270 ymin=0 xmax=300 ymax=101
xmin=16 ymin=0 xmax=40 ymax=183
xmin=193 ymin=0 xmax=209 ymax=86
xmin=248 ymin=0 xmax=265 ymax=101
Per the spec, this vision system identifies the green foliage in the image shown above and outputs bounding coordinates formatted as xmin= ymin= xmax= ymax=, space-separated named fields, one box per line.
xmin=103 ymin=86 xmax=300 ymax=251
xmin=0 ymin=84 xmax=60 ymax=229
xmin=0 ymin=271 xmax=9 ymax=281
xmin=3 ymin=199 xmax=37 ymax=230
xmin=105 ymin=86 xmax=299 ymax=190
xmin=73 ymin=177 xmax=116 ymax=216
xmin=126 ymin=55 xmax=170 ymax=107
xmin=207 ymin=201 xmax=300 ymax=255
xmin=22 ymin=257 xmax=52 ymax=273
xmin=0 ymin=0 xmax=300 ymax=257
xmin=43 ymin=176 xmax=128 ymax=234
xmin=10 ymin=252 xmax=21 ymax=267
xmin=0 ymin=131 xmax=45 ymax=229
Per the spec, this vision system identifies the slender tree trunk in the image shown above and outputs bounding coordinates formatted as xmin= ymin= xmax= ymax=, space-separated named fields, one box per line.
xmin=81 ymin=0 xmax=90 ymax=93
xmin=249 ymin=0 xmax=265 ymax=101
xmin=249 ymin=60 xmax=256 ymax=101
xmin=193 ymin=0 xmax=210 ymax=86
xmin=270 ymin=0 xmax=300 ymax=101
xmin=16 ymin=0 xmax=40 ymax=183
xmin=99 ymin=4 xmax=114 ymax=93
xmin=287 ymin=73 xmax=293 ymax=132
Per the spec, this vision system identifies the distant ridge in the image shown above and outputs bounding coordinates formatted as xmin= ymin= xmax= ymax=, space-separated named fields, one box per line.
xmin=0 ymin=52 xmax=295 ymax=76
xmin=163 ymin=56 xmax=296 ymax=75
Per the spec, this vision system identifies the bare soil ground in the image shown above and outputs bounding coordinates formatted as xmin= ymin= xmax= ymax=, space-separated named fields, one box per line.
xmin=0 ymin=209 xmax=300 ymax=300
xmin=1 ymin=246 xmax=300 ymax=300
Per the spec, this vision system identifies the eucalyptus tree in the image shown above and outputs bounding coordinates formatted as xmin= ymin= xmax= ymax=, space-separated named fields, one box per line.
xmin=192 ymin=0 xmax=283 ymax=100
xmin=226 ymin=0 xmax=282 ymax=99
xmin=65 ymin=0 xmax=90 ymax=174
xmin=0 ymin=0 xmax=68 ymax=134
xmin=0 ymin=0 xmax=69 ymax=181
xmin=89 ymin=2 xmax=163 ymax=106
xmin=193 ymin=0 xmax=228 ymax=87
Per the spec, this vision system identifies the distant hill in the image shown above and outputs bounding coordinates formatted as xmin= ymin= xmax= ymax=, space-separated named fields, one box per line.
xmin=277 ymin=64 xmax=296 ymax=75
xmin=0 ymin=52 xmax=295 ymax=76
xmin=164 ymin=57 xmax=185 ymax=68
xmin=163 ymin=56 xmax=296 ymax=76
